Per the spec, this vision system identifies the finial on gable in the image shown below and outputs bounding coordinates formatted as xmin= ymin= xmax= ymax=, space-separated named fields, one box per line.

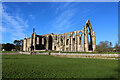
xmin=33 ymin=28 xmax=35 ymax=33
xmin=86 ymin=19 xmax=90 ymax=23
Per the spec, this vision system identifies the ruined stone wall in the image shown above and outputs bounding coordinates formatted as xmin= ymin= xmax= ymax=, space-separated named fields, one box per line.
xmin=21 ymin=20 xmax=96 ymax=52
xmin=51 ymin=30 xmax=85 ymax=52
xmin=23 ymin=38 xmax=27 ymax=51
xmin=26 ymin=38 xmax=31 ymax=51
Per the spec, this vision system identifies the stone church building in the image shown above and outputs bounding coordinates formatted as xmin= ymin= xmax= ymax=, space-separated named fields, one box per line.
xmin=21 ymin=20 xmax=96 ymax=52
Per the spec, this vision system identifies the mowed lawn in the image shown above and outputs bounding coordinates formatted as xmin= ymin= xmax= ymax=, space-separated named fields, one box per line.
xmin=2 ymin=54 xmax=118 ymax=78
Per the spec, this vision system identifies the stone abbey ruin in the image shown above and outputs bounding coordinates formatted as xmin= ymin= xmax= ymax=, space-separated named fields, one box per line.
xmin=21 ymin=20 xmax=96 ymax=52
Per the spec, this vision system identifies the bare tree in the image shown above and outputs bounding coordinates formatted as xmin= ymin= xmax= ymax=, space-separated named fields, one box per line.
xmin=95 ymin=41 xmax=113 ymax=53
xmin=114 ymin=43 xmax=120 ymax=52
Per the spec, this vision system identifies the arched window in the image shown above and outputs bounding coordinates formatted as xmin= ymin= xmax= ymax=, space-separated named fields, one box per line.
xmin=80 ymin=31 xmax=82 ymax=35
xmin=54 ymin=46 xmax=56 ymax=50
xmin=55 ymin=36 xmax=57 ymax=40
xmin=61 ymin=39 xmax=63 ymax=46
xmin=87 ymin=26 xmax=93 ymax=50
xmin=73 ymin=33 xmax=75 ymax=44
xmin=87 ymin=26 xmax=90 ymax=33
xmin=73 ymin=33 xmax=75 ymax=36
xmin=67 ymin=34 xmax=69 ymax=37
xmin=81 ymin=36 xmax=83 ymax=45
xmin=66 ymin=34 xmax=69 ymax=45
xmin=79 ymin=36 xmax=83 ymax=45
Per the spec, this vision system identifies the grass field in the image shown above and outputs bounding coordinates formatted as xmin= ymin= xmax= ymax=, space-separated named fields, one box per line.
xmin=2 ymin=54 xmax=118 ymax=78
xmin=1 ymin=51 xmax=18 ymax=53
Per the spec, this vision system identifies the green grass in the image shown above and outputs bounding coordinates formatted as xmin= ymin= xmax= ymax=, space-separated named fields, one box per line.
xmin=1 ymin=51 xmax=18 ymax=53
xmin=2 ymin=54 xmax=118 ymax=78
xmin=38 ymin=51 xmax=59 ymax=53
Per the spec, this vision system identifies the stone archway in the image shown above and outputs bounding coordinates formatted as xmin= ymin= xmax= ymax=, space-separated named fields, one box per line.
xmin=87 ymin=25 xmax=93 ymax=51
xmin=85 ymin=20 xmax=93 ymax=51
xmin=83 ymin=20 xmax=94 ymax=51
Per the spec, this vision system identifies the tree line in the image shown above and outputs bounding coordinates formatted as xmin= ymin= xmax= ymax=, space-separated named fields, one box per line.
xmin=1 ymin=40 xmax=21 ymax=51
xmin=95 ymin=41 xmax=119 ymax=53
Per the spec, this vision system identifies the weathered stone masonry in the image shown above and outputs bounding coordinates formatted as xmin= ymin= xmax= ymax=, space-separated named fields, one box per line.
xmin=21 ymin=20 xmax=96 ymax=52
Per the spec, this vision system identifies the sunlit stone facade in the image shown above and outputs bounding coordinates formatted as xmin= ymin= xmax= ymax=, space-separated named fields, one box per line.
xmin=21 ymin=20 xmax=96 ymax=52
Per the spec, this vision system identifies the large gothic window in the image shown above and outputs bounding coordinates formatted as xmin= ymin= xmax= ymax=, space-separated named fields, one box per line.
xmin=87 ymin=26 xmax=93 ymax=51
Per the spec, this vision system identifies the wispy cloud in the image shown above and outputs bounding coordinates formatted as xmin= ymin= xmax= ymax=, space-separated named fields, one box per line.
xmin=2 ymin=4 xmax=29 ymax=41
xmin=51 ymin=2 xmax=96 ymax=34
xmin=55 ymin=2 xmax=71 ymax=14
xmin=51 ymin=3 xmax=78 ymax=34
xmin=54 ymin=2 xmax=78 ymax=14
xmin=29 ymin=14 xmax=35 ymax=20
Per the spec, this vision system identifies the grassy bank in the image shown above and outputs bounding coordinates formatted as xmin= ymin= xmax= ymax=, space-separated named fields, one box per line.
xmin=1 ymin=51 xmax=18 ymax=53
xmin=2 ymin=54 xmax=118 ymax=78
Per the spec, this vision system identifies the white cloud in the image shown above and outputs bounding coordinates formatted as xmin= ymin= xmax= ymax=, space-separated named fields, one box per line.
xmin=0 ymin=27 xmax=6 ymax=32
xmin=51 ymin=3 xmax=77 ymax=34
xmin=51 ymin=3 xmax=95 ymax=34
xmin=55 ymin=3 xmax=70 ymax=14
xmin=29 ymin=14 xmax=35 ymax=20
xmin=2 ymin=4 xmax=29 ymax=41
xmin=54 ymin=2 xmax=78 ymax=14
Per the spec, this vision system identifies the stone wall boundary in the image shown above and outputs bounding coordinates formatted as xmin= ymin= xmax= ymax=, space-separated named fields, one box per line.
xmin=19 ymin=52 xmax=120 ymax=60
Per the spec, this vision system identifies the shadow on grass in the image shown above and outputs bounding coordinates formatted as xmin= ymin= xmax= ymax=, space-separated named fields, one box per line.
xmin=3 ymin=58 xmax=25 ymax=59
xmin=105 ymin=68 xmax=119 ymax=80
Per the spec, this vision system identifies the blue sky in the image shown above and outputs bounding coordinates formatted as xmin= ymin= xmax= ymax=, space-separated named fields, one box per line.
xmin=1 ymin=2 xmax=118 ymax=46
